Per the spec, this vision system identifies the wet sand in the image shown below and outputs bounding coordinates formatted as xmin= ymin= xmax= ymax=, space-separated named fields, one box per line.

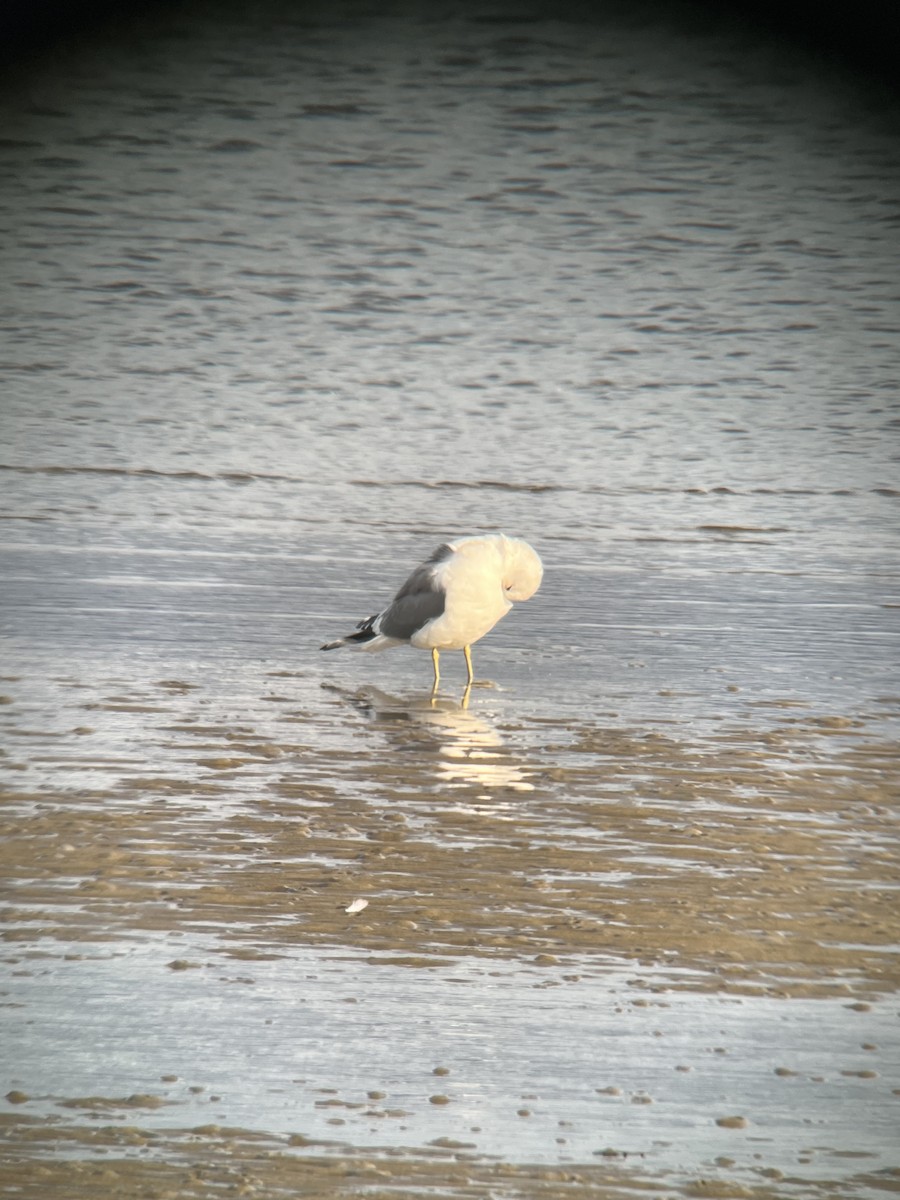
xmin=2 ymin=664 xmax=899 ymax=1199
xmin=0 ymin=1138 xmax=742 ymax=1200
xmin=2 ymin=677 xmax=898 ymax=994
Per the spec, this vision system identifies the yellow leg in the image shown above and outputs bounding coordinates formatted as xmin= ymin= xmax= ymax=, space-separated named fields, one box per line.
xmin=431 ymin=647 xmax=440 ymax=691
xmin=463 ymin=644 xmax=473 ymax=686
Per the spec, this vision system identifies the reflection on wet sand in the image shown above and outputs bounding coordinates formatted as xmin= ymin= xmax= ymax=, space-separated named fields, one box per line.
xmin=338 ymin=683 xmax=536 ymax=794
xmin=1 ymin=670 xmax=898 ymax=991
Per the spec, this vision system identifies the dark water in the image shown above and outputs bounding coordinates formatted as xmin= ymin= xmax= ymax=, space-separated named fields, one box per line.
xmin=1 ymin=3 xmax=899 ymax=1197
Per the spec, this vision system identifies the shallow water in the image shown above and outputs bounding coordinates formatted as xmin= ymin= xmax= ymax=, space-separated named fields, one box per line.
xmin=1 ymin=1 xmax=899 ymax=1197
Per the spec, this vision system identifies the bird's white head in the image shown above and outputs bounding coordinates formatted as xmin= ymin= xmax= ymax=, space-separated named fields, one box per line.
xmin=499 ymin=535 xmax=543 ymax=602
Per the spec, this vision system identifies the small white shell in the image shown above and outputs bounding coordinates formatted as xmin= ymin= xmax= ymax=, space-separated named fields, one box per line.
xmin=345 ymin=898 xmax=369 ymax=914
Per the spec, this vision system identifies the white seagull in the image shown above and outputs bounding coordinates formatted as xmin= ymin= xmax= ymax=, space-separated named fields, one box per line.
xmin=321 ymin=533 xmax=543 ymax=688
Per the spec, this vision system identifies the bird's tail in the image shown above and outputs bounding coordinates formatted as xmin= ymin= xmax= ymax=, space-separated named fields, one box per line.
xmin=321 ymin=615 xmax=378 ymax=651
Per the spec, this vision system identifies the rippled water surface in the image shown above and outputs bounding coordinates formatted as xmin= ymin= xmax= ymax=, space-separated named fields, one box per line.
xmin=1 ymin=1 xmax=899 ymax=1197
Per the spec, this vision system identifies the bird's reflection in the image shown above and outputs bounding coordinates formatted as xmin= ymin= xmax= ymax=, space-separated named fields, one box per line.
xmin=334 ymin=684 xmax=534 ymax=794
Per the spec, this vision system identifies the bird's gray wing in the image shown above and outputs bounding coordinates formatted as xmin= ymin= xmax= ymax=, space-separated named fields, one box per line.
xmin=377 ymin=543 xmax=452 ymax=640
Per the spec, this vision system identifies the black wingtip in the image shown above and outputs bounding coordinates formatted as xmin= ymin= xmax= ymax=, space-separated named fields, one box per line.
xmin=344 ymin=614 xmax=378 ymax=644
xmin=321 ymin=614 xmax=378 ymax=651
xmin=345 ymin=627 xmax=377 ymax=645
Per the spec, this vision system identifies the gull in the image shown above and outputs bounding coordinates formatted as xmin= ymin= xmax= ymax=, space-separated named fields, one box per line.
xmin=321 ymin=533 xmax=543 ymax=689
